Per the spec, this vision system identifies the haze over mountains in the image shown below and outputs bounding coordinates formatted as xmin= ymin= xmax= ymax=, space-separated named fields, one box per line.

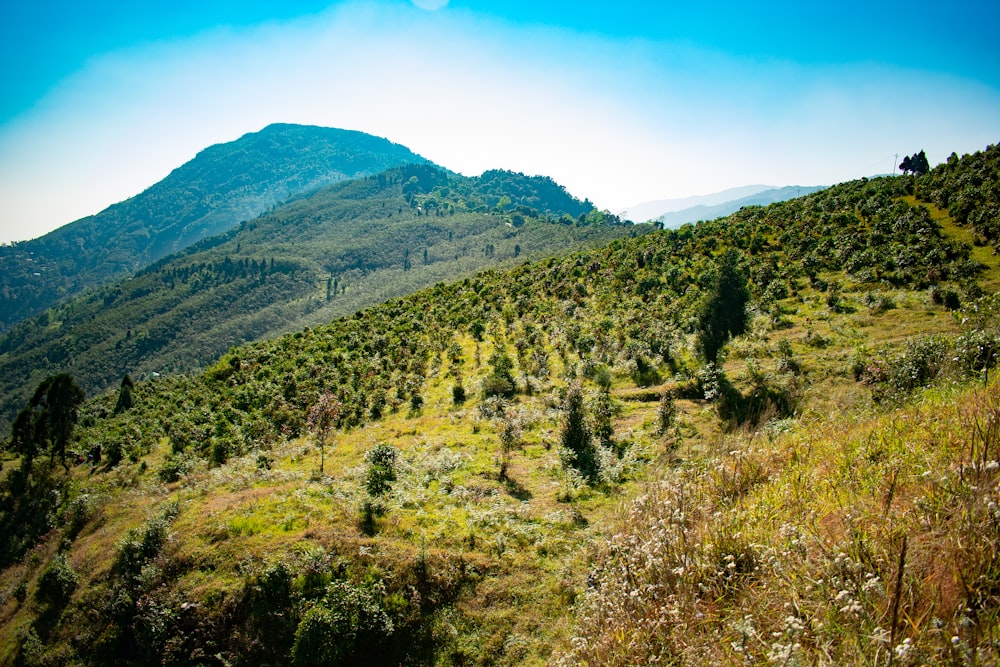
xmin=621 ymin=184 xmax=827 ymax=226
xmin=0 ymin=124 xmax=430 ymax=331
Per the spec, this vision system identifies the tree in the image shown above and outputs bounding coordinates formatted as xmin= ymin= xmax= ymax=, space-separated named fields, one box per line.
xmin=696 ymin=249 xmax=750 ymax=363
xmin=899 ymin=150 xmax=930 ymax=176
xmin=307 ymin=391 xmax=342 ymax=475
xmin=114 ymin=374 xmax=134 ymax=415
xmin=560 ymin=382 xmax=599 ymax=482
xmin=10 ymin=374 xmax=85 ymax=470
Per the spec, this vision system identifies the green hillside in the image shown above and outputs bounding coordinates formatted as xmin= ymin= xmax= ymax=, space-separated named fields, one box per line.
xmin=1 ymin=144 xmax=999 ymax=666
xmin=0 ymin=164 xmax=625 ymax=428
xmin=0 ymin=124 xmax=430 ymax=332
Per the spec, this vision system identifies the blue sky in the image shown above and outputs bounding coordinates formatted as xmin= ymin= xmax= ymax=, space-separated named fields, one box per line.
xmin=1 ymin=0 xmax=998 ymax=242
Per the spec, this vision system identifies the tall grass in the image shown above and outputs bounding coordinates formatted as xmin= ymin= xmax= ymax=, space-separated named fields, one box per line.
xmin=558 ymin=382 xmax=1000 ymax=666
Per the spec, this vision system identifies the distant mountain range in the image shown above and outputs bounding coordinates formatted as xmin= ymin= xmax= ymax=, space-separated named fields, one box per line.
xmin=0 ymin=161 xmax=633 ymax=426
xmin=0 ymin=123 xmax=830 ymax=424
xmin=621 ymin=184 xmax=826 ymax=226
xmin=0 ymin=124 xmax=430 ymax=331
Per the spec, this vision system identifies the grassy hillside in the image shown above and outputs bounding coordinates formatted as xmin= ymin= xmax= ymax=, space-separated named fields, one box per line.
xmin=0 ymin=164 xmax=629 ymax=428
xmin=1 ymin=144 xmax=998 ymax=666
xmin=0 ymin=124 xmax=430 ymax=332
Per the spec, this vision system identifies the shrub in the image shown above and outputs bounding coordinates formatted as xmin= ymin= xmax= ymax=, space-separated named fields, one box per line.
xmin=696 ymin=249 xmax=750 ymax=363
xmin=480 ymin=374 xmax=514 ymax=400
xmin=560 ymin=382 xmax=599 ymax=483
xmin=496 ymin=410 xmax=523 ymax=480
xmin=212 ymin=440 xmax=229 ymax=466
xmin=158 ymin=453 xmax=193 ymax=483
xmin=630 ymin=355 xmax=661 ymax=388
xmin=856 ymin=335 xmax=961 ymax=401
xmin=589 ymin=390 xmax=618 ymax=450
xmin=114 ymin=503 xmax=178 ymax=583
xmin=365 ymin=444 xmax=398 ymax=497
xmin=954 ymin=329 xmax=1000 ymax=376
xmin=292 ymin=581 xmax=395 ymax=667
xmin=482 ymin=347 xmax=517 ymax=398
xmin=864 ymin=291 xmax=895 ymax=315
xmin=35 ymin=553 xmax=78 ymax=607
xmin=657 ymin=392 xmax=676 ymax=435
xmin=589 ymin=364 xmax=613 ymax=391
xmin=930 ymin=284 xmax=961 ymax=310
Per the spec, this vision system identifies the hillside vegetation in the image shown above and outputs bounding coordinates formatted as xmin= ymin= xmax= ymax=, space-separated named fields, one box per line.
xmin=0 ymin=124 xmax=429 ymax=332
xmin=1 ymin=144 xmax=999 ymax=666
xmin=0 ymin=164 xmax=626 ymax=428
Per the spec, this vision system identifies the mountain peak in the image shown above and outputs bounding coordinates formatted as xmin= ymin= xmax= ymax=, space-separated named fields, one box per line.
xmin=0 ymin=125 xmax=430 ymax=331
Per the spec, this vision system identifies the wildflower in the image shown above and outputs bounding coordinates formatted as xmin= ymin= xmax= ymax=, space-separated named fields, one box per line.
xmin=894 ymin=637 xmax=913 ymax=662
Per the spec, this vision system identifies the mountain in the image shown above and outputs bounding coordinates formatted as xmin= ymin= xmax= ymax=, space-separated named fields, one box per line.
xmin=2 ymin=143 xmax=999 ymax=666
xmin=0 ymin=124 xmax=430 ymax=332
xmin=654 ymin=184 xmax=826 ymax=228
xmin=620 ymin=184 xmax=774 ymax=222
xmin=0 ymin=163 xmax=632 ymax=427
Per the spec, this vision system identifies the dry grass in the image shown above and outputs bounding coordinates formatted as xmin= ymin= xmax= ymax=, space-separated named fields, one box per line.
xmin=557 ymin=382 xmax=1000 ymax=666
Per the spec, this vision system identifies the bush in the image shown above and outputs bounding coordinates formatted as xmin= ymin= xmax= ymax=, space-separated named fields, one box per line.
xmin=696 ymin=249 xmax=750 ymax=363
xmin=954 ymin=329 xmax=1000 ymax=375
xmin=930 ymin=285 xmax=961 ymax=310
xmin=292 ymin=581 xmax=395 ymax=667
xmin=158 ymin=453 xmax=193 ymax=483
xmin=588 ymin=364 xmax=613 ymax=391
xmin=35 ymin=553 xmax=78 ymax=607
xmin=365 ymin=444 xmax=398 ymax=497
xmin=856 ymin=335 xmax=960 ymax=402
xmin=657 ymin=392 xmax=676 ymax=435
xmin=114 ymin=503 xmax=178 ymax=583
xmin=482 ymin=348 xmax=517 ymax=398
xmin=480 ymin=374 xmax=514 ymax=400
xmin=560 ymin=382 xmax=599 ymax=483
xmin=864 ymin=291 xmax=895 ymax=315
xmin=630 ymin=355 xmax=661 ymax=388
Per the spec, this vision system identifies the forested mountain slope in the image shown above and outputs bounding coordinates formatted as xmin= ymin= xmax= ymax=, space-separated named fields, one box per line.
xmin=0 ymin=124 xmax=429 ymax=331
xmin=1 ymin=143 xmax=999 ymax=666
xmin=0 ymin=164 xmax=628 ymax=427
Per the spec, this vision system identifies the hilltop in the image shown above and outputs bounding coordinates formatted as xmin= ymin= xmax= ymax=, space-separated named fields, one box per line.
xmin=0 ymin=143 xmax=999 ymax=666
xmin=0 ymin=124 xmax=430 ymax=332
xmin=0 ymin=163 xmax=629 ymax=428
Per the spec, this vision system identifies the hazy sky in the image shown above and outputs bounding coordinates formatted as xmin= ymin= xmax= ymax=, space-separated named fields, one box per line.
xmin=1 ymin=0 xmax=998 ymax=243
